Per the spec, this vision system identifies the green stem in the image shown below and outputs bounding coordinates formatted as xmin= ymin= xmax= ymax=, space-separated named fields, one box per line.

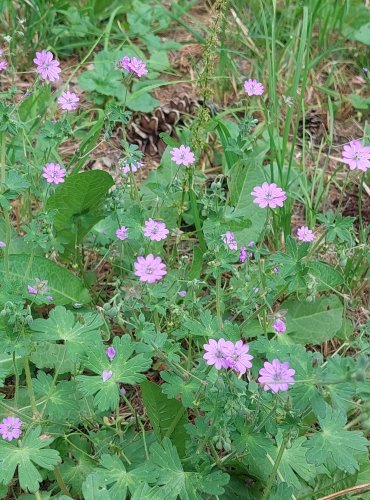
xmin=54 ymin=466 xmax=70 ymax=496
xmin=261 ymin=434 xmax=288 ymax=500
xmin=216 ymin=272 xmax=223 ymax=330
xmin=24 ymin=356 xmax=38 ymax=417
xmin=34 ymin=491 xmax=42 ymax=500
xmin=0 ymin=132 xmax=6 ymax=191
xmin=13 ymin=352 xmax=19 ymax=409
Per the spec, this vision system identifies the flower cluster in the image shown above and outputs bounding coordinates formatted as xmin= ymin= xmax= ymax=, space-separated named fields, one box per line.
xmin=342 ymin=140 xmax=370 ymax=172
xmin=121 ymin=160 xmax=143 ymax=175
xmin=134 ymin=254 xmax=167 ymax=283
xmin=58 ymin=91 xmax=79 ymax=111
xmin=42 ymin=163 xmax=66 ymax=184
xmin=0 ymin=49 xmax=7 ymax=72
xmin=258 ymin=359 xmax=295 ymax=393
xmin=33 ymin=50 xmax=61 ymax=82
xmin=170 ymin=145 xmax=195 ymax=167
xmin=144 ymin=219 xmax=169 ymax=241
xmin=244 ymin=79 xmax=264 ymax=96
xmin=239 ymin=241 xmax=254 ymax=262
xmin=251 ymin=182 xmax=287 ymax=208
xmin=297 ymin=226 xmax=315 ymax=242
xmin=203 ymin=339 xmax=253 ymax=375
xmin=223 ymin=231 xmax=238 ymax=250
xmin=0 ymin=416 xmax=22 ymax=441
xmin=119 ymin=56 xmax=148 ymax=78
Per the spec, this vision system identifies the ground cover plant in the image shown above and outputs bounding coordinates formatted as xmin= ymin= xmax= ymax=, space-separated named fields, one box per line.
xmin=0 ymin=0 xmax=369 ymax=498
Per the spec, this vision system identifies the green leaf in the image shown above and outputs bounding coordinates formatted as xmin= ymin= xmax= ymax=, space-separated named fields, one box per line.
xmin=46 ymin=170 xmax=114 ymax=252
xmin=306 ymin=261 xmax=344 ymax=291
xmin=283 ymin=295 xmax=343 ymax=344
xmin=85 ymin=454 xmax=158 ymax=499
xmin=227 ymin=160 xmax=267 ymax=243
xmin=141 ymin=380 xmax=187 ymax=456
xmin=304 ymin=405 xmax=369 ymax=474
xmin=0 ymin=426 xmax=61 ymax=492
xmin=30 ymin=307 xmax=102 ymax=365
xmin=76 ymin=336 xmax=152 ymax=411
xmin=150 ymin=438 xmax=229 ymax=499
xmin=0 ymin=255 xmax=90 ymax=305
xmin=33 ymin=372 xmax=80 ymax=420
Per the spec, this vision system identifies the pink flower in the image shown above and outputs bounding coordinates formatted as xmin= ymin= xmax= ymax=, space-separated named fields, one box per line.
xmin=119 ymin=56 xmax=147 ymax=78
xmin=134 ymin=254 xmax=167 ymax=283
xmin=58 ymin=91 xmax=79 ymax=111
xmin=121 ymin=161 xmax=143 ymax=174
xmin=178 ymin=290 xmax=187 ymax=297
xmin=106 ymin=346 xmax=116 ymax=361
xmin=0 ymin=60 xmax=8 ymax=72
xmin=33 ymin=50 xmax=61 ymax=82
xmin=273 ymin=267 xmax=279 ymax=273
xmin=203 ymin=338 xmax=234 ymax=370
xmin=273 ymin=318 xmax=286 ymax=334
xmin=251 ymin=182 xmax=287 ymax=209
xmin=223 ymin=231 xmax=238 ymax=250
xmin=342 ymin=140 xmax=370 ymax=172
xmin=143 ymin=219 xmax=169 ymax=241
xmin=28 ymin=286 xmax=38 ymax=295
xmin=244 ymin=79 xmax=264 ymax=96
xmin=0 ymin=416 xmax=22 ymax=441
xmin=297 ymin=226 xmax=314 ymax=242
xmin=102 ymin=370 xmax=113 ymax=382
xmin=239 ymin=241 xmax=254 ymax=262
xmin=42 ymin=163 xmax=66 ymax=184
xmin=0 ymin=241 xmax=6 ymax=248
xmin=170 ymin=145 xmax=195 ymax=167
xmin=225 ymin=340 xmax=253 ymax=374
xmin=116 ymin=226 xmax=128 ymax=241
xmin=258 ymin=359 xmax=295 ymax=393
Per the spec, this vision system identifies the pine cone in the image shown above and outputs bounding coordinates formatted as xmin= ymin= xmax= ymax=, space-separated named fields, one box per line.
xmin=126 ymin=95 xmax=199 ymax=156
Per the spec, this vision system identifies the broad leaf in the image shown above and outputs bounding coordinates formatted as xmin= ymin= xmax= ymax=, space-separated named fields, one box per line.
xmin=76 ymin=336 xmax=152 ymax=411
xmin=283 ymin=295 xmax=343 ymax=344
xmin=304 ymin=405 xmax=368 ymax=474
xmin=150 ymin=438 xmax=229 ymax=499
xmin=30 ymin=307 xmax=102 ymax=366
xmin=0 ymin=255 xmax=90 ymax=305
xmin=141 ymin=380 xmax=187 ymax=456
xmin=0 ymin=427 xmax=61 ymax=493
xmin=46 ymin=170 xmax=114 ymax=252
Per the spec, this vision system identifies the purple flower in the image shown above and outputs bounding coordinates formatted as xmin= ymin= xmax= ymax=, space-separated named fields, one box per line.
xmin=273 ymin=266 xmax=279 ymax=273
xmin=106 ymin=346 xmax=116 ymax=361
xmin=134 ymin=254 xmax=167 ymax=283
xmin=0 ymin=60 xmax=8 ymax=72
xmin=0 ymin=241 xmax=6 ymax=248
xmin=297 ymin=226 xmax=315 ymax=242
xmin=244 ymin=79 xmax=264 ymax=96
xmin=178 ymin=290 xmax=187 ymax=297
xmin=223 ymin=231 xmax=238 ymax=250
xmin=46 ymin=295 xmax=53 ymax=302
xmin=225 ymin=340 xmax=253 ymax=374
xmin=116 ymin=226 xmax=128 ymax=241
xmin=170 ymin=145 xmax=195 ymax=167
xmin=203 ymin=338 xmax=234 ymax=370
xmin=251 ymin=182 xmax=287 ymax=209
xmin=143 ymin=219 xmax=169 ymax=241
xmin=42 ymin=163 xmax=66 ymax=184
xmin=0 ymin=416 xmax=22 ymax=441
xmin=273 ymin=318 xmax=286 ymax=334
xmin=342 ymin=140 xmax=370 ymax=172
xmin=28 ymin=286 xmax=38 ymax=295
xmin=102 ymin=370 xmax=113 ymax=382
xmin=121 ymin=160 xmax=143 ymax=174
xmin=258 ymin=359 xmax=295 ymax=393
xmin=120 ymin=387 xmax=126 ymax=396
xmin=33 ymin=50 xmax=61 ymax=82
xmin=58 ymin=91 xmax=79 ymax=111
xmin=119 ymin=56 xmax=148 ymax=78
xmin=239 ymin=241 xmax=254 ymax=262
